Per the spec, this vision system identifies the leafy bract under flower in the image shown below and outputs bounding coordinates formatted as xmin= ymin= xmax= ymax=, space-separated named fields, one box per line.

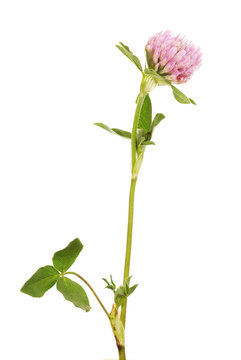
xmin=145 ymin=31 xmax=201 ymax=84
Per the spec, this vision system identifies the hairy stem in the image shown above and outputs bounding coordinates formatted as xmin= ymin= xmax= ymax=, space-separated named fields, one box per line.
xmin=64 ymin=271 xmax=109 ymax=317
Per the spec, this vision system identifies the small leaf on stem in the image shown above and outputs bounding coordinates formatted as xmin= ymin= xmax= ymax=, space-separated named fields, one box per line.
xmin=94 ymin=123 xmax=131 ymax=139
xmin=124 ymin=276 xmax=132 ymax=293
xmin=114 ymin=276 xmax=138 ymax=308
xmin=128 ymin=284 xmax=138 ymax=296
xmin=124 ymin=276 xmax=138 ymax=297
xmin=116 ymin=42 xmax=143 ymax=73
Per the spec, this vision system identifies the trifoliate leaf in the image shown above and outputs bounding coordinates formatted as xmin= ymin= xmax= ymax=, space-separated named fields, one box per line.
xmin=21 ymin=266 xmax=60 ymax=297
xmin=52 ymin=238 xmax=83 ymax=273
xmin=57 ymin=276 xmax=91 ymax=312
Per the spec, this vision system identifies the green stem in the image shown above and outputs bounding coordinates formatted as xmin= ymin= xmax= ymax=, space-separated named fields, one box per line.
xmin=64 ymin=271 xmax=109 ymax=318
xmin=120 ymin=89 xmax=146 ymax=327
xmin=120 ymin=176 xmax=137 ymax=327
xmin=118 ymin=346 xmax=126 ymax=360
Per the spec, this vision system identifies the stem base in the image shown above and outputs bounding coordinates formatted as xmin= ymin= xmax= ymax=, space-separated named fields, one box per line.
xmin=118 ymin=346 xmax=126 ymax=360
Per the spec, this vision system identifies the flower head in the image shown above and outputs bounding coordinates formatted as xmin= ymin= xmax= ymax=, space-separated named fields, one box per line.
xmin=145 ymin=31 xmax=201 ymax=84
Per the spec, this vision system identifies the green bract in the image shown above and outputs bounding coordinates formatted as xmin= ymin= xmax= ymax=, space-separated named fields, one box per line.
xmin=144 ymin=68 xmax=170 ymax=86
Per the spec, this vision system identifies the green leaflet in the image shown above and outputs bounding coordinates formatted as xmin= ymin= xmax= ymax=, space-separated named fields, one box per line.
xmin=171 ymin=85 xmax=196 ymax=105
xmin=52 ymin=238 xmax=83 ymax=273
xmin=57 ymin=276 xmax=91 ymax=312
xmin=21 ymin=266 xmax=60 ymax=297
xmin=116 ymin=42 xmax=143 ymax=73
xmin=94 ymin=123 xmax=131 ymax=139
xmin=138 ymin=94 xmax=152 ymax=131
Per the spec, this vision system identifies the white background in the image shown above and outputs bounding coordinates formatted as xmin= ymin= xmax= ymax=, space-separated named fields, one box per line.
xmin=0 ymin=1 xmax=240 ymax=359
